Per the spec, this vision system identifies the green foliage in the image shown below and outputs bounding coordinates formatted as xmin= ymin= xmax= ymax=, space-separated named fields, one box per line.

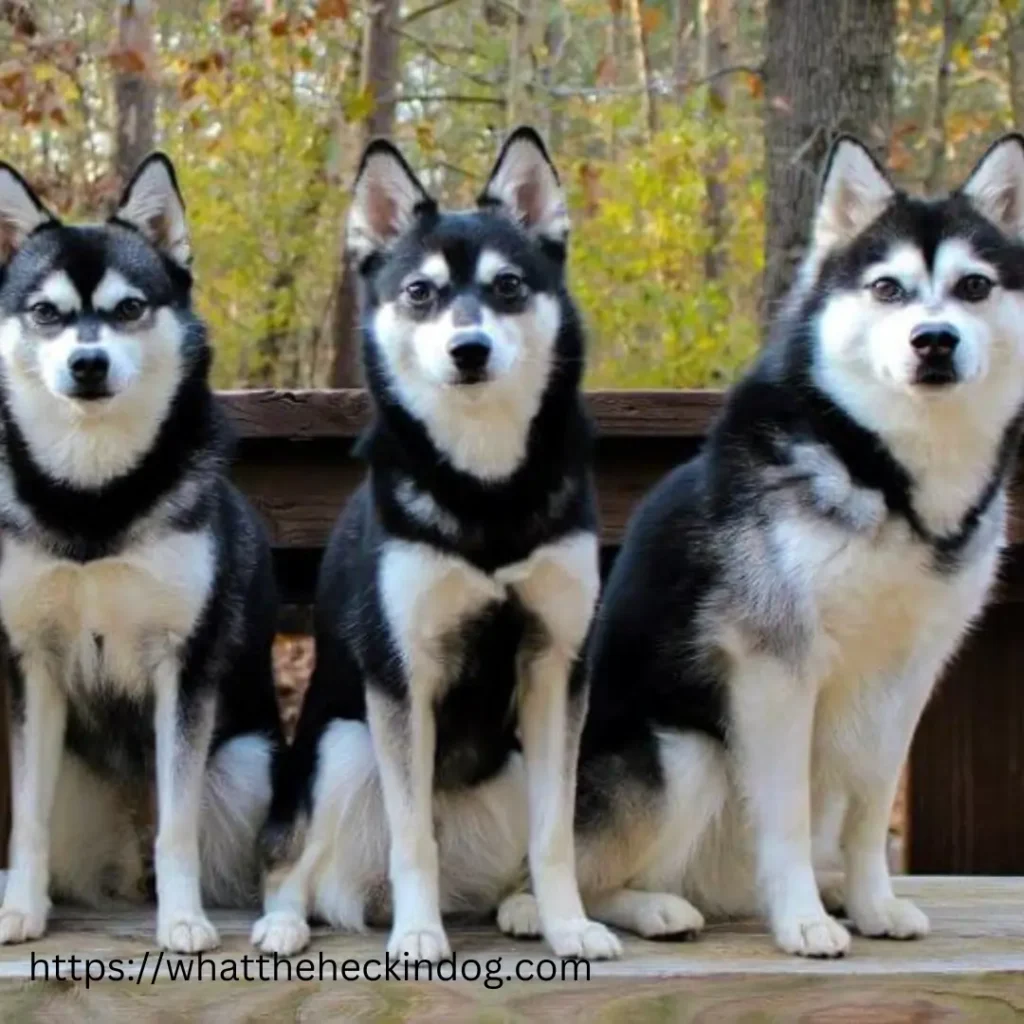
xmin=570 ymin=107 xmax=764 ymax=388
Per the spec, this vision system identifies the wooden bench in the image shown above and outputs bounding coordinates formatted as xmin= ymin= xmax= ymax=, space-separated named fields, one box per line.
xmin=0 ymin=878 xmax=1020 ymax=1015
xmin=0 ymin=389 xmax=1021 ymax=875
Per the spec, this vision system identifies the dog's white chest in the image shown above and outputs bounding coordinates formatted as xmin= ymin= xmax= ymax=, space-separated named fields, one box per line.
xmin=0 ymin=530 xmax=216 ymax=691
xmin=774 ymin=511 xmax=997 ymax=683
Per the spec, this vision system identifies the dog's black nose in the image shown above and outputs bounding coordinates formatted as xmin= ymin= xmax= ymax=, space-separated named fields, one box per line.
xmin=68 ymin=349 xmax=110 ymax=389
xmin=449 ymin=333 xmax=491 ymax=376
xmin=910 ymin=322 xmax=960 ymax=357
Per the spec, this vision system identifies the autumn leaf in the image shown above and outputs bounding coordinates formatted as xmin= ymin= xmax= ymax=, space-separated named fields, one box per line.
xmin=746 ymin=71 xmax=764 ymax=99
xmin=640 ymin=6 xmax=662 ymax=34
xmin=269 ymin=14 xmax=290 ymax=36
xmin=315 ymin=0 xmax=348 ymax=20
xmin=108 ymin=47 xmax=149 ymax=74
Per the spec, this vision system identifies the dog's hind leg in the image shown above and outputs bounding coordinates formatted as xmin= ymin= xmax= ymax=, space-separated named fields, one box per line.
xmin=253 ymin=718 xmax=383 ymax=955
xmin=200 ymin=733 xmax=274 ymax=909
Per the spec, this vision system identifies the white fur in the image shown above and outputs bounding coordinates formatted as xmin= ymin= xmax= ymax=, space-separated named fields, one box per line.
xmin=91 ymin=268 xmax=146 ymax=311
xmin=372 ymin=291 xmax=561 ymax=480
xmin=417 ymin=253 xmax=451 ymax=290
xmin=476 ymin=249 xmax=520 ymax=286
xmin=26 ymin=271 xmax=82 ymax=314
xmin=394 ymin=478 xmax=460 ymax=536
xmin=0 ymin=306 xmax=185 ymax=488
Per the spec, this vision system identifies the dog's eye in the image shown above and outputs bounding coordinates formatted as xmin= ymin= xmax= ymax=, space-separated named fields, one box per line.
xmin=113 ymin=298 xmax=147 ymax=322
xmin=870 ymin=277 xmax=906 ymax=304
xmin=28 ymin=301 xmax=62 ymax=326
xmin=954 ymin=274 xmax=993 ymax=303
xmin=492 ymin=272 xmax=524 ymax=300
xmin=404 ymin=280 xmax=436 ymax=307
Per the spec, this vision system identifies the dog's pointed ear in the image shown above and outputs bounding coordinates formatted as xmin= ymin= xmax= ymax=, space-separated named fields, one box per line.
xmin=114 ymin=153 xmax=191 ymax=267
xmin=347 ymin=140 xmax=437 ymax=267
xmin=0 ymin=163 xmax=57 ymax=266
xmin=478 ymin=126 xmax=569 ymax=245
xmin=813 ymin=135 xmax=895 ymax=252
xmin=961 ymin=134 xmax=1024 ymax=238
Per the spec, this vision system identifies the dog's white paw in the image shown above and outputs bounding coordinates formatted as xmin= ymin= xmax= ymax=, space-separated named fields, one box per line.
xmin=850 ymin=896 xmax=929 ymax=939
xmin=498 ymin=892 xmax=542 ymax=938
xmin=774 ymin=913 xmax=851 ymax=958
xmin=621 ymin=892 xmax=705 ymax=939
xmin=0 ymin=905 xmax=47 ymax=945
xmin=546 ymin=919 xmax=622 ymax=960
xmin=251 ymin=911 xmax=311 ymax=956
xmin=158 ymin=911 xmax=220 ymax=953
xmin=387 ymin=926 xmax=451 ymax=963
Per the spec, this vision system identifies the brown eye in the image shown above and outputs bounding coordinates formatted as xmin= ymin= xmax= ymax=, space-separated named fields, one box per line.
xmin=492 ymin=272 xmax=524 ymax=300
xmin=29 ymin=301 xmax=61 ymax=326
xmin=113 ymin=297 xmax=147 ymax=322
xmin=404 ymin=280 xmax=435 ymax=307
xmin=870 ymin=277 xmax=906 ymax=304
xmin=954 ymin=274 xmax=993 ymax=303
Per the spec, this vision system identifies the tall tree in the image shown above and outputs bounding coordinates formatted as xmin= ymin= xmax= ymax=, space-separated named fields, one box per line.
xmin=329 ymin=0 xmax=400 ymax=389
xmin=762 ymin=0 xmax=895 ymax=322
xmin=627 ymin=0 xmax=658 ymax=137
xmin=700 ymin=0 xmax=732 ymax=281
xmin=113 ymin=0 xmax=156 ymax=185
xmin=1004 ymin=0 xmax=1024 ymax=128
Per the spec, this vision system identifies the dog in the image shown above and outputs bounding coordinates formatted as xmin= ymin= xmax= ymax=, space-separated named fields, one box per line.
xmin=493 ymin=134 xmax=1024 ymax=958
xmin=0 ymin=154 xmax=283 ymax=952
xmin=252 ymin=128 xmax=621 ymax=963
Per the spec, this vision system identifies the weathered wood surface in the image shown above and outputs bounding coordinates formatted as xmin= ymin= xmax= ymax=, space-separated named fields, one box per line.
xmin=0 ymin=879 xmax=1021 ymax=1021
xmin=223 ymin=389 xmax=1024 ymax=553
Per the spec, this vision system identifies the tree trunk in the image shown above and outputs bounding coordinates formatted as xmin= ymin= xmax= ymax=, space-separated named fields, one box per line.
xmin=700 ymin=0 xmax=731 ymax=281
xmin=762 ymin=0 xmax=895 ymax=324
xmin=113 ymin=0 xmax=157 ymax=186
xmin=1005 ymin=1 xmax=1024 ymax=129
xmin=626 ymin=0 xmax=657 ymax=137
xmin=329 ymin=0 xmax=400 ymax=389
xmin=925 ymin=0 xmax=963 ymax=193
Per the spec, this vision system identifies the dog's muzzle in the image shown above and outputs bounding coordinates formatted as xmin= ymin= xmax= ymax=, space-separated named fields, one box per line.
xmin=910 ymin=321 xmax=960 ymax=386
xmin=448 ymin=331 xmax=492 ymax=385
xmin=67 ymin=347 xmax=111 ymax=400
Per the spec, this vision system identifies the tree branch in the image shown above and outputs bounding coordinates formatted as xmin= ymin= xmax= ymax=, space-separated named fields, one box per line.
xmin=398 ymin=93 xmax=505 ymax=104
xmin=544 ymin=62 xmax=762 ymax=98
xmin=402 ymin=0 xmax=464 ymax=24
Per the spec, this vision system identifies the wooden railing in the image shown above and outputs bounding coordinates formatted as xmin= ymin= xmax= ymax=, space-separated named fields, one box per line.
xmin=2 ymin=389 xmax=1022 ymax=874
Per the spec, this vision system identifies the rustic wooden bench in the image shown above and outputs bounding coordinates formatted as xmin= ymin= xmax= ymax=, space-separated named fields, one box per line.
xmin=0 ymin=878 xmax=1020 ymax=1016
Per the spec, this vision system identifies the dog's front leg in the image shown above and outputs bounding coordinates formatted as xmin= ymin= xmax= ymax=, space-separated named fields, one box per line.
xmin=366 ymin=684 xmax=449 ymax=963
xmin=153 ymin=660 xmax=219 ymax=953
xmin=512 ymin=533 xmax=621 ymax=960
xmin=0 ymin=652 xmax=66 ymax=943
xmin=730 ymin=652 xmax=851 ymax=958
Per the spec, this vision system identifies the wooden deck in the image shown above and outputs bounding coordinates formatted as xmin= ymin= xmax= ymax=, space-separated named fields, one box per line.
xmin=1 ymin=878 xmax=1022 ymax=1019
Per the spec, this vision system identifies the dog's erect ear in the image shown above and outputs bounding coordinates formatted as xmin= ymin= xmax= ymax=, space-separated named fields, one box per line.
xmin=114 ymin=153 xmax=191 ymax=267
xmin=813 ymin=135 xmax=895 ymax=252
xmin=478 ymin=126 xmax=569 ymax=245
xmin=961 ymin=134 xmax=1024 ymax=239
xmin=347 ymin=140 xmax=437 ymax=266
xmin=0 ymin=163 xmax=57 ymax=266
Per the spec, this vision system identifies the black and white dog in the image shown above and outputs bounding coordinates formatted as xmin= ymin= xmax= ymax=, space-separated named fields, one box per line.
xmin=253 ymin=129 xmax=620 ymax=962
xmin=0 ymin=156 xmax=282 ymax=952
xmin=496 ymin=135 xmax=1024 ymax=957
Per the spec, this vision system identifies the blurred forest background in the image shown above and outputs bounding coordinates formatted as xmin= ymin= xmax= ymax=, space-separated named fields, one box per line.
xmin=1 ymin=0 xmax=1021 ymax=390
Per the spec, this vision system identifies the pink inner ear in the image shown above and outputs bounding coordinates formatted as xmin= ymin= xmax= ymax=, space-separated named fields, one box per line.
xmin=147 ymin=211 xmax=169 ymax=247
xmin=515 ymin=172 xmax=542 ymax=228
xmin=367 ymin=186 xmax=399 ymax=242
xmin=0 ymin=215 xmax=19 ymax=263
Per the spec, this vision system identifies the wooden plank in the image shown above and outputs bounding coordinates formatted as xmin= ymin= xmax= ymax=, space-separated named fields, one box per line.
xmin=0 ymin=879 xmax=1020 ymax=1020
xmin=909 ymin=600 xmax=1024 ymax=874
xmin=219 ymin=388 xmax=724 ymax=440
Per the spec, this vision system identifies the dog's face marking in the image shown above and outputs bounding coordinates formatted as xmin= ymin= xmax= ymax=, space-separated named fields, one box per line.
xmin=347 ymin=128 xmax=572 ymax=480
xmin=0 ymin=154 xmax=198 ymax=488
xmin=808 ymin=137 xmax=1024 ymax=401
